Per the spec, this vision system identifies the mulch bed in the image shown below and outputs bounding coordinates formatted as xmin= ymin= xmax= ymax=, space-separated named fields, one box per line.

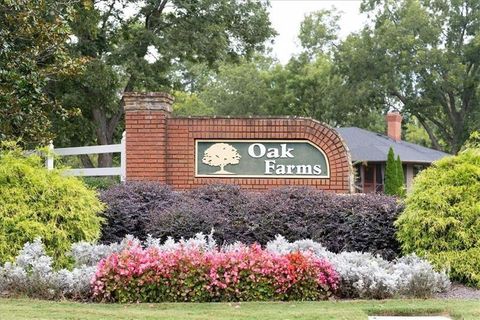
xmin=434 ymin=283 xmax=480 ymax=299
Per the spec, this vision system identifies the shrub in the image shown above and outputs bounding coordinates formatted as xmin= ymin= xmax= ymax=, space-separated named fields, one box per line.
xmin=147 ymin=184 xmax=249 ymax=244
xmin=394 ymin=254 xmax=451 ymax=298
xmin=242 ymin=187 xmax=332 ymax=244
xmin=267 ymin=235 xmax=450 ymax=299
xmin=316 ymin=192 xmax=402 ymax=259
xmin=427 ymin=249 xmax=480 ymax=287
xmin=0 ymin=144 xmax=104 ymax=266
xmin=1 ymin=235 xmax=449 ymax=301
xmin=396 ymin=148 xmax=480 ymax=286
xmin=247 ymin=188 xmax=403 ymax=259
xmin=385 ymin=148 xmax=405 ymax=197
xmin=91 ymin=241 xmax=338 ymax=302
xmin=385 ymin=147 xmax=398 ymax=195
xmin=101 ymin=184 xmax=403 ymax=258
xmin=99 ymin=182 xmax=175 ymax=243
xmin=82 ymin=177 xmax=119 ymax=190
xmin=0 ymin=238 xmax=96 ymax=299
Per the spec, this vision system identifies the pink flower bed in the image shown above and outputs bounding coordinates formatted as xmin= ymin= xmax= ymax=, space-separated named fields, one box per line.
xmin=92 ymin=243 xmax=338 ymax=302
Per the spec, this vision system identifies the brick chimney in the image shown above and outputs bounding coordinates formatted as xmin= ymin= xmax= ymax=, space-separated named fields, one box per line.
xmin=386 ymin=112 xmax=402 ymax=141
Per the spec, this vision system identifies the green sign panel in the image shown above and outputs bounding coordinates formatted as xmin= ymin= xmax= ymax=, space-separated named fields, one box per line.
xmin=195 ymin=140 xmax=330 ymax=178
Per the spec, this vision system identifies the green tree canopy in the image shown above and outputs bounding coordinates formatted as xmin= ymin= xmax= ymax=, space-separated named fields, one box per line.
xmin=52 ymin=0 xmax=276 ymax=167
xmin=0 ymin=0 xmax=82 ymax=148
xmin=335 ymin=0 xmax=480 ymax=153
xmin=298 ymin=8 xmax=340 ymax=58
xmin=179 ymin=9 xmax=386 ymax=132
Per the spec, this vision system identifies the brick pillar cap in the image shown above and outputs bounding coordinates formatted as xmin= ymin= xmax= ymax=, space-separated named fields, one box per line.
xmin=123 ymin=92 xmax=174 ymax=112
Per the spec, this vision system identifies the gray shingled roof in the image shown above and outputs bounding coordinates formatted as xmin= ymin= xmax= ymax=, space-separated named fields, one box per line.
xmin=335 ymin=127 xmax=449 ymax=163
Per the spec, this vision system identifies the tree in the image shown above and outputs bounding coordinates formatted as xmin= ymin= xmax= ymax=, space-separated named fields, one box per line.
xmin=0 ymin=0 xmax=82 ymax=148
xmin=336 ymin=0 xmax=480 ymax=153
xmin=202 ymin=143 xmax=241 ymax=174
xmin=405 ymin=116 xmax=437 ymax=148
xmin=298 ymin=8 xmax=341 ymax=58
xmin=462 ymin=130 xmax=480 ymax=150
xmin=52 ymin=0 xmax=275 ymax=167
xmin=199 ymin=57 xmax=273 ymax=116
xmin=384 ymin=147 xmax=398 ymax=195
xmin=173 ymin=91 xmax=214 ymax=116
xmin=396 ymin=155 xmax=405 ymax=197
xmin=193 ymin=53 xmax=385 ymax=130
xmin=385 ymin=148 xmax=405 ymax=197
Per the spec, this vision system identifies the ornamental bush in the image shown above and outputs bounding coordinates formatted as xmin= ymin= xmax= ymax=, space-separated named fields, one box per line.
xmin=0 ymin=238 xmax=96 ymax=300
xmin=384 ymin=148 xmax=405 ymax=197
xmin=91 ymin=241 xmax=339 ymax=302
xmin=245 ymin=188 xmax=402 ymax=259
xmin=396 ymin=149 xmax=480 ymax=286
xmin=427 ymin=249 xmax=480 ymax=287
xmin=147 ymin=184 xmax=249 ymax=244
xmin=99 ymin=182 xmax=175 ymax=243
xmin=101 ymin=184 xmax=403 ymax=258
xmin=267 ymin=235 xmax=449 ymax=299
xmin=1 ymin=235 xmax=448 ymax=300
xmin=0 ymin=143 xmax=104 ymax=266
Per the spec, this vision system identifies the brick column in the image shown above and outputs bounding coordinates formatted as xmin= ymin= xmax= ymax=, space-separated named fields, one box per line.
xmin=123 ymin=92 xmax=174 ymax=182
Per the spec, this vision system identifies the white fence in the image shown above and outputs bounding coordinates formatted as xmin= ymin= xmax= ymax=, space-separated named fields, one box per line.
xmin=46 ymin=132 xmax=126 ymax=181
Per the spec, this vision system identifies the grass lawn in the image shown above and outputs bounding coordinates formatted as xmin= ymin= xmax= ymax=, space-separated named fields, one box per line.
xmin=0 ymin=298 xmax=479 ymax=320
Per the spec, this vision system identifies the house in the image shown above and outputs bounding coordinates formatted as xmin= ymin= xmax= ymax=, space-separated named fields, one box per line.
xmin=336 ymin=112 xmax=449 ymax=193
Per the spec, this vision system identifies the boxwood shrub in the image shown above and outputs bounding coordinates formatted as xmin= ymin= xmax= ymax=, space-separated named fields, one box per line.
xmin=427 ymin=248 xmax=480 ymax=287
xmin=396 ymin=148 xmax=480 ymax=286
xmin=101 ymin=183 xmax=402 ymax=259
xmin=0 ymin=143 xmax=104 ymax=266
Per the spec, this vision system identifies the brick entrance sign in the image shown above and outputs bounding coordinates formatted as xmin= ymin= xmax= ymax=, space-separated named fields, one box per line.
xmin=124 ymin=92 xmax=353 ymax=193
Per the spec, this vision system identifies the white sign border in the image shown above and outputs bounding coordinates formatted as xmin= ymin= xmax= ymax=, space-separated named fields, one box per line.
xmin=195 ymin=139 xmax=331 ymax=179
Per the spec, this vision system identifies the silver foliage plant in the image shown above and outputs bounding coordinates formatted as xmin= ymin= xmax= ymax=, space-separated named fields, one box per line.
xmin=0 ymin=234 xmax=449 ymax=300
xmin=267 ymin=235 xmax=450 ymax=299
xmin=0 ymin=238 xmax=95 ymax=299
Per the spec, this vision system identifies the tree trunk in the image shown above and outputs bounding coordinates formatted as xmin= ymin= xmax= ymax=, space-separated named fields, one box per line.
xmin=90 ymin=83 xmax=129 ymax=168
xmin=92 ymin=106 xmax=114 ymax=168
xmin=98 ymin=153 xmax=113 ymax=168
xmin=80 ymin=154 xmax=95 ymax=168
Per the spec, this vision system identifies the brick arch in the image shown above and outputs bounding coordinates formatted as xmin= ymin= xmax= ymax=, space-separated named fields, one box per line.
xmin=124 ymin=93 xmax=353 ymax=193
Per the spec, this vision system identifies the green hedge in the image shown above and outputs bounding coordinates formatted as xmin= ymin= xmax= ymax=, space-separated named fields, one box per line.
xmin=428 ymin=249 xmax=480 ymax=287
xmin=0 ymin=143 xmax=104 ymax=266
xmin=396 ymin=148 xmax=480 ymax=286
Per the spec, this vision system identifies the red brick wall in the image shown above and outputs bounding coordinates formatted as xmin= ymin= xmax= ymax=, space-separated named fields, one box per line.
xmin=124 ymin=93 xmax=353 ymax=193
xmin=125 ymin=111 xmax=168 ymax=183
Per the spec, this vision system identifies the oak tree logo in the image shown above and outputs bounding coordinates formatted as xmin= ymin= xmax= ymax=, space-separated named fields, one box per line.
xmin=202 ymin=143 xmax=241 ymax=174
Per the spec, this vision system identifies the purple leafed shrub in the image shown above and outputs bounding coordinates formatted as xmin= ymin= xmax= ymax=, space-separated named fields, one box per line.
xmin=147 ymin=184 xmax=250 ymax=244
xmin=99 ymin=182 xmax=176 ymax=243
xmin=309 ymin=193 xmax=403 ymax=259
xmin=243 ymin=187 xmax=336 ymax=244
xmin=245 ymin=188 xmax=402 ymax=259
xmin=100 ymin=184 xmax=403 ymax=259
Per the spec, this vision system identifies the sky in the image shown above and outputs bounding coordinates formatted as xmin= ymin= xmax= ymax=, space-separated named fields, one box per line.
xmin=267 ymin=0 xmax=367 ymax=63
